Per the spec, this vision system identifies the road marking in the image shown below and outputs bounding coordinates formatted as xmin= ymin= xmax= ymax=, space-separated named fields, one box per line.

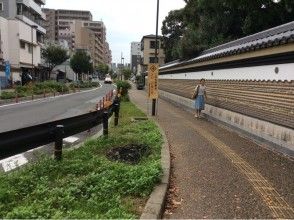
xmin=168 ymin=109 xmax=294 ymax=218
xmin=64 ymin=136 xmax=79 ymax=143
xmin=193 ymin=124 xmax=294 ymax=218
xmin=1 ymin=154 xmax=28 ymax=172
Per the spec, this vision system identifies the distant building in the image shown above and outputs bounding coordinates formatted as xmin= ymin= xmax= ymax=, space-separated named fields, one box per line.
xmin=52 ymin=59 xmax=77 ymax=82
xmin=0 ymin=0 xmax=46 ymax=84
xmin=140 ymin=34 xmax=165 ymax=74
xmin=42 ymin=8 xmax=92 ymax=42
xmin=42 ymin=8 xmax=112 ymax=65
xmin=130 ymin=42 xmax=141 ymax=74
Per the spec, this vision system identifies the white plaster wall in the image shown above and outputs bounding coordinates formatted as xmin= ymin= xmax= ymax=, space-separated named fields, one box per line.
xmin=18 ymin=21 xmax=40 ymax=66
xmin=160 ymin=63 xmax=294 ymax=81
xmin=19 ymin=21 xmax=36 ymax=43
xmin=159 ymin=90 xmax=294 ymax=156
xmin=7 ymin=20 xmax=20 ymax=67
xmin=0 ymin=17 xmax=9 ymax=61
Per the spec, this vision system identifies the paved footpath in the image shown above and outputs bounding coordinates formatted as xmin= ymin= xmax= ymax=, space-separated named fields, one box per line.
xmin=129 ymin=88 xmax=294 ymax=219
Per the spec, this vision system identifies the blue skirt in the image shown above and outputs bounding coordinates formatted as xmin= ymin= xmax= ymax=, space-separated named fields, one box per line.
xmin=195 ymin=95 xmax=205 ymax=110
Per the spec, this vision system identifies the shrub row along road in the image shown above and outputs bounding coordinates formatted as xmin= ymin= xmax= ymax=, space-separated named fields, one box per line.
xmin=0 ymin=84 xmax=114 ymax=133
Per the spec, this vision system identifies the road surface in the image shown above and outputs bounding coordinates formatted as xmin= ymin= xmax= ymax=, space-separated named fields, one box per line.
xmin=0 ymin=84 xmax=114 ymax=132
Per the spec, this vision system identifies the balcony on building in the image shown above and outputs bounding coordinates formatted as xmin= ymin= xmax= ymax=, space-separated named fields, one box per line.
xmin=16 ymin=1 xmax=46 ymax=34
xmin=34 ymin=0 xmax=46 ymax=5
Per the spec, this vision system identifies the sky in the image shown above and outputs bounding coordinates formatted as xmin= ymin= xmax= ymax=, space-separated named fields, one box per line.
xmin=44 ymin=0 xmax=186 ymax=64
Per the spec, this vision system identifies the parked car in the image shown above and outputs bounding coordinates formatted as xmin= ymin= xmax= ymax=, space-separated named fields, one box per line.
xmin=136 ymin=82 xmax=144 ymax=90
xmin=136 ymin=76 xmax=145 ymax=90
xmin=104 ymin=75 xmax=112 ymax=84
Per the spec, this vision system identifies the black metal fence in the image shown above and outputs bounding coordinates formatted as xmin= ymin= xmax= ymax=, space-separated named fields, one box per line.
xmin=0 ymin=98 xmax=120 ymax=160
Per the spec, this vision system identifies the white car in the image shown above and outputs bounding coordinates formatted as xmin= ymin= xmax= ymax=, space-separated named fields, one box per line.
xmin=104 ymin=76 xmax=112 ymax=84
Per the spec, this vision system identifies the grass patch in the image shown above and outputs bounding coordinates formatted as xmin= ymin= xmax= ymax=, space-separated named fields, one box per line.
xmin=0 ymin=101 xmax=163 ymax=219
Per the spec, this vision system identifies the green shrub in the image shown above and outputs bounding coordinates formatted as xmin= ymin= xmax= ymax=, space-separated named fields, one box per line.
xmin=15 ymin=85 xmax=30 ymax=94
xmin=0 ymin=91 xmax=16 ymax=99
xmin=116 ymin=80 xmax=131 ymax=97
xmin=91 ymin=81 xmax=100 ymax=87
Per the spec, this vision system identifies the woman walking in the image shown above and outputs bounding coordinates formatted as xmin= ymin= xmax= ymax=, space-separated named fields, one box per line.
xmin=192 ymin=78 xmax=207 ymax=118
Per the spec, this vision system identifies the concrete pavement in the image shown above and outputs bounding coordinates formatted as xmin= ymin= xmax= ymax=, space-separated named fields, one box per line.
xmin=130 ymin=88 xmax=294 ymax=219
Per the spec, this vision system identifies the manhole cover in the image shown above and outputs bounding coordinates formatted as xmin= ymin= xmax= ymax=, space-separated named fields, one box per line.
xmin=106 ymin=144 xmax=149 ymax=164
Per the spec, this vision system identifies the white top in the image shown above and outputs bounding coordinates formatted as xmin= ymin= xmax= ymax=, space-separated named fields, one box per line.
xmin=197 ymin=85 xmax=206 ymax=96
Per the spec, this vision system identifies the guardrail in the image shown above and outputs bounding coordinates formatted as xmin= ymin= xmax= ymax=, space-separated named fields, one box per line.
xmin=0 ymin=91 xmax=120 ymax=161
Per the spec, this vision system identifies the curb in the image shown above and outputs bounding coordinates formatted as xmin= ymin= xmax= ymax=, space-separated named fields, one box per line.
xmin=128 ymin=94 xmax=170 ymax=219
xmin=140 ymin=121 xmax=170 ymax=219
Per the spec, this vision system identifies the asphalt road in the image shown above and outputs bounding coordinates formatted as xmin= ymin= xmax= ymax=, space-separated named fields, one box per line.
xmin=0 ymin=83 xmax=114 ymax=133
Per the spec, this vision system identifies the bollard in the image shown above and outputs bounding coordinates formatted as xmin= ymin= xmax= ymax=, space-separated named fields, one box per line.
xmin=114 ymin=103 xmax=120 ymax=126
xmin=54 ymin=125 xmax=64 ymax=161
xmin=103 ymin=111 xmax=109 ymax=137
xmin=32 ymin=94 xmax=34 ymax=100
xmin=43 ymin=89 xmax=46 ymax=98
xmin=15 ymin=93 xmax=18 ymax=103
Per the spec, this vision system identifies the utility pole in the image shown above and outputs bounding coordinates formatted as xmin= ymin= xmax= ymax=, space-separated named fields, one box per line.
xmin=120 ymin=52 xmax=124 ymax=81
xmin=152 ymin=0 xmax=160 ymax=116
xmin=31 ymin=25 xmax=38 ymax=81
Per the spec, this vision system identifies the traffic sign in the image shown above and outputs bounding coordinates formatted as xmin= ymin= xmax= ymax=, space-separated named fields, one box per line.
xmin=5 ymin=61 xmax=10 ymax=79
xmin=148 ymin=64 xmax=159 ymax=99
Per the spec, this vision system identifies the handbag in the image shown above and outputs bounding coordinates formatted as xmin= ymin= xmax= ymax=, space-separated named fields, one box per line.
xmin=191 ymin=85 xmax=199 ymax=99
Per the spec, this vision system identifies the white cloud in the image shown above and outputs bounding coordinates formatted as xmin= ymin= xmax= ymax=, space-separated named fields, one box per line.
xmin=45 ymin=0 xmax=186 ymax=63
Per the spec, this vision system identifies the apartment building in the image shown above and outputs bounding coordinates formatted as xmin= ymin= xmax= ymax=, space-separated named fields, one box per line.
xmin=42 ymin=8 xmax=112 ymax=65
xmin=140 ymin=35 xmax=165 ymax=73
xmin=0 ymin=0 xmax=46 ymax=84
xmin=42 ymin=8 xmax=92 ymax=42
xmin=104 ymin=42 xmax=112 ymax=65
xmin=130 ymin=42 xmax=141 ymax=74
xmin=70 ymin=20 xmax=104 ymax=66
xmin=82 ymin=20 xmax=111 ymax=64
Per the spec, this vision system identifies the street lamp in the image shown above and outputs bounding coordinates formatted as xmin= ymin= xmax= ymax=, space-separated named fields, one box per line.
xmin=120 ymin=53 xmax=124 ymax=80
xmin=31 ymin=25 xmax=38 ymax=81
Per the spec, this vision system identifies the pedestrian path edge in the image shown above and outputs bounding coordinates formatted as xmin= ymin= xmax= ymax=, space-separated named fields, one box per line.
xmin=128 ymin=99 xmax=170 ymax=219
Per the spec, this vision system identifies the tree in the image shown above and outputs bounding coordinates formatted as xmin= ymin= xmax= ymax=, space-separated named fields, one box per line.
xmin=122 ymin=68 xmax=132 ymax=80
xmin=162 ymin=0 xmax=294 ymax=61
xmin=161 ymin=9 xmax=185 ymax=62
xmin=70 ymin=51 xmax=92 ymax=80
xmin=96 ymin=63 xmax=109 ymax=78
xmin=42 ymin=43 xmax=68 ymax=79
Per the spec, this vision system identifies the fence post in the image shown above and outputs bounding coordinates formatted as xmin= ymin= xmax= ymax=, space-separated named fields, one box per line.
xmin=15 ymin=92 xmax=18 ymax=103
xmin=113 ymin=97 xmax=120 ymax=126
xmin=54 ymin=125 xmax=64 ymax=161
xmin=103 ymin=110 xmax=108 ymax=137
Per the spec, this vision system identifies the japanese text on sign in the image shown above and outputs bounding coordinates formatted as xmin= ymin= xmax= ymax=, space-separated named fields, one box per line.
xmin=148 ymin=64 xmax=159 ymax=99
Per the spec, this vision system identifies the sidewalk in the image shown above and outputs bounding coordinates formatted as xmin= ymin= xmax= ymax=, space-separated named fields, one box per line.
xmin=129 ymin=88 xmax=294 ymax=219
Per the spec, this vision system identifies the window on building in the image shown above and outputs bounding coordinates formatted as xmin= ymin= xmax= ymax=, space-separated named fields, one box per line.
xmin=149 ymin=57 xmax=156 ymax=63
xmin=28 ymin=44 xmax=33 ymax=54
xmin=150 ymin=41 xmax=159 ymax=49
xmin=20 ymin=41 xmax=25 ymax=49
xmin=17 ymin=3 xmax=22 ymax=14
xmin=0 ymin=3 xmax=3 ymax=11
